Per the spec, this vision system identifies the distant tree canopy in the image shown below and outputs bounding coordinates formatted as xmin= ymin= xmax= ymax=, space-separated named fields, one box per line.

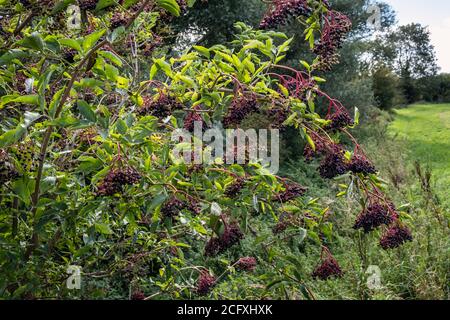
xmin=371 ymin=23 xmax=439 ymax=79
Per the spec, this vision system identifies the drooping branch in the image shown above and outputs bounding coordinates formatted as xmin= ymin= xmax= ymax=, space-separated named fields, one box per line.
xmin=25 ymin=0 xmax=154 ymax=259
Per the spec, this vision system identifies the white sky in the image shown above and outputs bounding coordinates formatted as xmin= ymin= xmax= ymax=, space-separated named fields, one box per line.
xmin=384 ymin=0 xmax=450 ymax=73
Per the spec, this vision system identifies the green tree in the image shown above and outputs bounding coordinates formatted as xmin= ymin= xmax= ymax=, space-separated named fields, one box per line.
xmin=372 ymin=66 xmax=399 ymax=109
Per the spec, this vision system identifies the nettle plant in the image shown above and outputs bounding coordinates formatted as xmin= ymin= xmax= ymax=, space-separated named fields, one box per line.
xmin=0 ymin=0 xmax=412 ymax=299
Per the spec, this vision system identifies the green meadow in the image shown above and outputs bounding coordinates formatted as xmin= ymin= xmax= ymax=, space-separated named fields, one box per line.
xmin=389 ymin=104 xmax=450 ymax=201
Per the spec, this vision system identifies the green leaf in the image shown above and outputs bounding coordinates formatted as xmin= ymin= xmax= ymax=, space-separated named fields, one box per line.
xmin=95 ymin=223 xmax=113 ymax=235
xmin=82 ymin=29 xmax=106 ymax=52
xmin=156 ymin=0 xmax=181 ymax=17
xmin=95 ymin=0 xmax=115 ymax=10
xmin=59 ymin=38 xmax=82 ymax=52
xmin=77 ymin=100 xmax=97 ymax=123
xmin=193 ymin=45 xmax=210 ymax=58
xmin=98 ymin=50 xmax=123 ymax=67
xmin=18 ymin=32 xmax=45 ymax=51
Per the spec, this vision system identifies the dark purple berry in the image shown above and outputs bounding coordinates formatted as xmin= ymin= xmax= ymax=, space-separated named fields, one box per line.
xmin=220 ymin=222 xmax=244 ymax=250
xmin=196 ymin=271 xmax=216 ymax=296
xmin=96 ymin=167 xmax=141 ymax=196
xmin=224 ymin=178 xmax=245 ymax=198
xmin=380 ymin=225 xmax=413 ymax=250
xmin=137 ymin=94 xmax=182 ymax=120
xmin=318 ymin=145 xmax=348 ymax=179
xmin=204 ymin=237 xmax=221 ymax=257
xmin=131 ymin=291 xmax=146 ymax=300
xmin=79 ymin=0 xmax=97 ymax=11
xmin=0 ymin=149 xmax=19 ymax=184
xmin=110 ymin=12 xmax=129 ymax=29
xmin=326 ymin=109 xmax=354 ymax=131
xmin=161 ymin=197 xmax=186 ymax=219
xmin=349 ymin=154 xmax=377 ymax=175
xmin=235 ymin=257 xmax=257 ymax=272
xmin=184 ymin=108 xmax=204 ymax=132
xmin=274 ymin=181 xmax=307 ymax=202
xmin=353 ymin=203 xmax=395 ymax=233
xmin=223 ymin=95 xmax=258 ymax=128
xmin=312 ymin=256 xmax=343 ymax=280
xmin=260 ymin=0 xmax=312 ymax=29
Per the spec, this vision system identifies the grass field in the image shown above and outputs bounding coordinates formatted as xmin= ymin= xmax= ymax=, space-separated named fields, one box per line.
xmin=389 ymin=104 xmax=450 ymax=199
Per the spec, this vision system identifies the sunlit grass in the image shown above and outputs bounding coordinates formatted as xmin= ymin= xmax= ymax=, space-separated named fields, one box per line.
xmin=389 ymin=104 xmax=450 ymax=202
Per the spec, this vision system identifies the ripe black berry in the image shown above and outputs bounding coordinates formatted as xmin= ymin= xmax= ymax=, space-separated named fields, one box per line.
xmin=204 ymin=237 xmax=221 ymax=257
xmin=380 ymin=225 xmax=412 ymax=250
xmin=220 ymin=222 xmax=244 ymax=250
xmin=137 ymin=94 xmax=182 ymax=120
xmin=196 ymin=271 xmax=216 ymax=296
xmin=79 ymin=0 xmax=97 ymax=11
xmin=184 ymin=108 xmax=204 ymax=132
xmin=274 ymin=181 xmax=307 ymax=202
xmin=312 ymin=255 xmax=343 ymax=280
xmin=267 ymin=106 xmax=289 ymax=129
xmin=224 ymin=178 xmax=245 ymax=198
xmin=110 ymin=12 xmax=128 ymax=29
xmin=223 ymin=95 xmax=258 ymax=128
xmin=326 ymin=109 xmax=354 ymax=131
xmin=353 ymin=203 xmax=395 ymax=233
xmin=235 ymin=257 xmax=257 ymax=272
xmin=161 ymin=197 xmax=186 ymax=219
xmin=272 ymin=212 xmax=293 ymax=234
xmin=96 ymin=167 xmax=141 ymax=196
xmin=318 ymin=145 xmax=348 ymax=179
xmin=260 ymin=0 xmax=312 ymax=29
xmin=313 ymin=10 xmax=352 ymax=70
xmin=131 ymin=291 xmax=146 ymax=300
xmin=349 ymin=154 xmax=377 ymax=175
xmin=204 ymin=221 xmax=244 ymax=256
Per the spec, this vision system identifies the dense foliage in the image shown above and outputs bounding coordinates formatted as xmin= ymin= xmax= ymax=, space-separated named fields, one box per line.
xmin=0 ymin=0 xmax=418 ymax=300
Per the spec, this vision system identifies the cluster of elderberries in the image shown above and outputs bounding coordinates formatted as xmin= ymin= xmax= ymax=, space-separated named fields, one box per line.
xmin=224 ymin=178 xmax=246 ymax=198
xmin=161 ymin=196 xmax=201 ymax=218
xmin=267 ymin=106 xmax=290 ymax=129
xmin=205 ymin=221 xmax=244 ymax=257
xmin=312 ymin=254 xmax=343 ymax=280
xmin=349 ymin=153 xmax=377 ymax=175
xmin=260 ymin=0 xmax=312 ymax=29
xmin=318 ymin=144 xmax=348 ymax=179
xmin=0 ymin=149 xmax=19 ymax=184
xmin=223 ymin=95 xmax=258 ymax=128
xmin=313 ymin=10 xmax=352 ymax=70
xmin=137 ymin=94 xmax=182 ymax=119
xmin=110 ymin=12 xmax=129 ymax=29
xmin=196 ymin=271 xmax=216 ymax=296
xmin=326 ymin=108 xmax=354 ymax=131
xmin=303 ymin=134 xmax=327 ymax=161
xmin=353 ymin=202 xmax=396 ymax=233
xmin=272 ymin=212 xmax=294 ymax=234
xmin=161 ymin=197 xmax=186 ymax=219
xmin=184 ymin=107 xmax=205 ymax=132
xmin=235 ymin=257 xmax=257 ymax=272
xmin=130 ymin=291 xmax=146 ymax=300
xmin=274 ymin=180 xmax=307 ymax=202
xmin=79 ymin=0 xmax=98 ymax=11
xmin=380 ymin=225 xmax=413 ymax=250
xmin=96 ymin=167 xmax=141 ymax=196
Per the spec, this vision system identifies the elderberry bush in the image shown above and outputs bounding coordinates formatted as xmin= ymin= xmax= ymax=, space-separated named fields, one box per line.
xmin=0 ymin=0 xmax=416 ymax=300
